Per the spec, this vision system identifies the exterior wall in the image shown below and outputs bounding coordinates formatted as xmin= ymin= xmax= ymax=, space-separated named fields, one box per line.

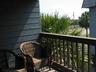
xmin=89 ymin=7 xmax=96 ymax=55
xmin=90 ymin=7 xmax=96 ymax=37
xmin=0 ymin=0 xmax=40 ymax=67
xmin=89 ymin=7 xmax=96 ymax=72
xmin=82 ymin=0 xmax=96 ymax=71
xmin=82 ymin=0 xmax=96 ymax=8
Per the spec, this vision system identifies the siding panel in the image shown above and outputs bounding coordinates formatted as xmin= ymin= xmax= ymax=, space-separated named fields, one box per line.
xmin=0 ymin=0 xmax=40 ymax=67
xmin=0 ymin=29 xmax=40 ymax=40
xmin=0 ymin=18 xmax=40 ymax=26
xmin=0 ymin=34 xmax=39 ymax=46
xmin=82 ymin=0 xmax=96 ymax=8
xmin=0 ymin=0 xmax=40 ymax=50
xmin=0 ymin=25 xmax=40 ymax=32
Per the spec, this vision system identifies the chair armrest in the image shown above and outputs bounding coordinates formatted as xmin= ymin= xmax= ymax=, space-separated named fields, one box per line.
xmin=31 ymin=41 xmax=40 ymax=48
xmin=31 ymin=41 xmax=40 ymax=45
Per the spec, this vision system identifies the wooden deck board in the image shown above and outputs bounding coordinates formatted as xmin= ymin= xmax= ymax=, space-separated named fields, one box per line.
xmin=2 ymin=67 xmax=58 ymax=72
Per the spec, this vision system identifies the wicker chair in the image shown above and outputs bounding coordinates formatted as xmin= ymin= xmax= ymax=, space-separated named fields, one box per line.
xmin=20 ymin=41 xmax=49 ymax=72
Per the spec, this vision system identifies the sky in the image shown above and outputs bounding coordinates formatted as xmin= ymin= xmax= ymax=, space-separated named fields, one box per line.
xmin=39 ymin=0 xmax=89 ymax=19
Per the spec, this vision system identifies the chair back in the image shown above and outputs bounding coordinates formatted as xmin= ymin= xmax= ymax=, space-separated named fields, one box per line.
xmin=20 ymin=41 xmax=35 ymax=57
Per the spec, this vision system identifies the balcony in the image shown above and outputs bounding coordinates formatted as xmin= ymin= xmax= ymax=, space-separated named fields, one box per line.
xmin=37 ymin=32 xmax=96 ymax=72
xmin=1 ymin=32 xmax=96 ymax=72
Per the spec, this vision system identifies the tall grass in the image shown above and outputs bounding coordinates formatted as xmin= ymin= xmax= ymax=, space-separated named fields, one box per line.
xmin=40 ymin=13 xmax=81 ymax=36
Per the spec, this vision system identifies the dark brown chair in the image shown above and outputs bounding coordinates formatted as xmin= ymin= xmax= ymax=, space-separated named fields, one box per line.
xmin=20 ymin=41 xmax=49 ymax=72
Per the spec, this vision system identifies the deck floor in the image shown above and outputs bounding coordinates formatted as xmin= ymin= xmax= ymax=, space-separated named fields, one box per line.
xmin=39 ymin=67 xmax=58 ymax=72
xmin=1 ymin=67 xmax=58 ymax=72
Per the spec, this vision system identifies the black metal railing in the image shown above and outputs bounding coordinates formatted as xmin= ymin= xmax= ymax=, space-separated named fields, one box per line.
xmin=39 ymin=32 xmax=96 ymax=72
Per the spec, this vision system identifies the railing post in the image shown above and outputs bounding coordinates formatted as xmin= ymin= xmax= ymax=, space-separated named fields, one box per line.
xmin=90 ymin=46 xmax=96 ymax=72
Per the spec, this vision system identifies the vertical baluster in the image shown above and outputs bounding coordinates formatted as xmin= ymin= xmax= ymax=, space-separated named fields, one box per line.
xmin=88 ymin=44 xmax=91 ymax=72
xmin=61 ymin=40 xmax=63 ymax=64
xmin=51 ymin=38 xmax=54 ymax=61
xmin=54 ymin=39 xmax=56 ymax=61
xmin=71 ymin=42 xmax=74 ymax=70
xmin=46 ymin=37 xmax=49 ymax=58
xmin=76 ymin=42 xmax=79 ymax=72
xmin=58 ymin=39 xmax=60 ymax=63
xmin=56 ymin=39 xmax=59 ymax=62
xmin=59 ymin=39 xmax=62 ymax=64
xmin=67 ymin=41 xmax=70 ymax=67
xmin=63 ymin=40 xmax=66 ymax=66
xmin=54 ymin=39 xmax=57 ymax=61
xmin=46 ymin=37 xmax=50 ymax=67
xmin=51 ymin=38 xmax=53 ymax=61
xmin=82 ymin=43 xmax=84 ymax=72
xmin=52 ymin=38 xmax=55 ymax=61
xmin=49 ymin=38 xmax=52 ymax=70
xmin=65 ymin=40 xmax=67 ymax=66
xmin=45 ymin=35 xmax=52 ymax=70
xmin=57 ymin=39 xmax=59 ymax=63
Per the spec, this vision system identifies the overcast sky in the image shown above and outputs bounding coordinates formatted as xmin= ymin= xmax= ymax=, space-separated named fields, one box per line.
xmin=39 ymin=0 xmax=89 ymax=19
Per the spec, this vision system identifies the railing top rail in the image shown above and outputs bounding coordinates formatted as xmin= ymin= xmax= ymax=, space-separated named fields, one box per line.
xmin=40 ymin=32 xmax=96 ymax=45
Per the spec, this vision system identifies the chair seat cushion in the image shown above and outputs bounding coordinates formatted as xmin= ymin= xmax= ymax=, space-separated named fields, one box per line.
xmin=32 ymin=58 xmax=48 ymax=69
xmin=32 ymin=58 xmax=41 ymax=69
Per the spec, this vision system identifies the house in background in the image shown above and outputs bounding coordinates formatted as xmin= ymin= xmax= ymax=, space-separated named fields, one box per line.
xmin=82 ymin=0 xmax=96 ymax=72
xmin=82 ymin=0 xmax=96 ymax=38
xmin=0 ymin=0 xmax=40 ymax=68
xmin=82 ymin=0 xmax=96 ymax=8
xmin=82 ymin=0 xmax=96 ymax=58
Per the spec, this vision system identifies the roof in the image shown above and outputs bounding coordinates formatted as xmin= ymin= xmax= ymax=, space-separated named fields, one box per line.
xmin=82 ymin=0 xmax=96 ymax=8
